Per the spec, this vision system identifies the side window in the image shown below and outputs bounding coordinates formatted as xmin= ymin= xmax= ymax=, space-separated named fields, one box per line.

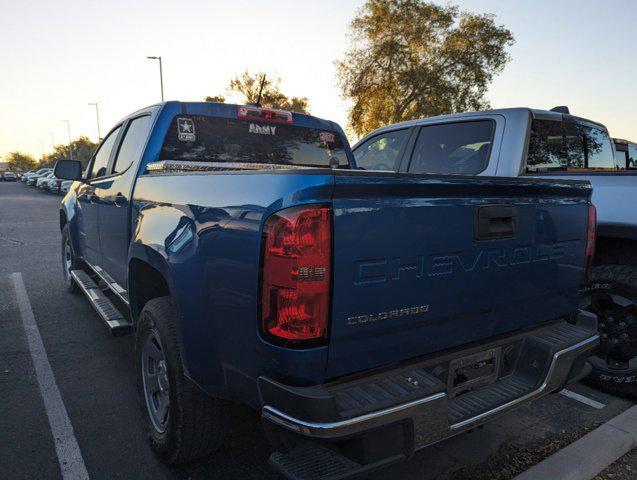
xmin=112 ymin=115 xmax=153 ymax=174
xmin=408 ymin=121 xmax=494 ymax=175
xmin=614 ymin=149 xmax=628 ymax=170
xmin=526 ymin=120 xmax=615 ymax=172
xmin=629 ymin=144 xmax=637 ymax=169
xmin=353 ymin=129 xmax=409 ymax=171
xmin=89 ymin=127 xmax=121 ymax=179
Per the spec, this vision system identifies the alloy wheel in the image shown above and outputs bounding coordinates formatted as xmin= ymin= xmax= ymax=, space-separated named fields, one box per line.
xmin=581 ymin=292 xmax=637 ymax=370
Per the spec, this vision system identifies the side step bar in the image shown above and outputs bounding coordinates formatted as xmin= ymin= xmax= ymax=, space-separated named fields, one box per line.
xmin=71 ymin=270 xmax=133 ymax=337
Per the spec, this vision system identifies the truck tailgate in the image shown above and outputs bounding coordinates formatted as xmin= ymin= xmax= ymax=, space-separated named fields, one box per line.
xmin=326 ymin=172 xmax=592 ymax=379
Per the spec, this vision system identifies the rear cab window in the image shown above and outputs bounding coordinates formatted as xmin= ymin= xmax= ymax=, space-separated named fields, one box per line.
xmin=159 ymin=111 xmax=349 ymax=169
xmin=526 ymin=119 xmax=615 ymax=172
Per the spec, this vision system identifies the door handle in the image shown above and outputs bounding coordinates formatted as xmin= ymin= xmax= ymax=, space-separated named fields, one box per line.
xmin=113 ymin=194 xmax=127 ymax=207
xmin=475 ymin=205 xmax=517 ymax=240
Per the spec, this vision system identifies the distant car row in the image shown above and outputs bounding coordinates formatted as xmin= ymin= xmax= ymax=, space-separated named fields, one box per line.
xmin=14 ymin=167 xmax=72 ymax=194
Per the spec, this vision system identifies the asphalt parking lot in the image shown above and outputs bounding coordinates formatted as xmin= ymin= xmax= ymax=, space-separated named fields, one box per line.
xmin=1 ymin=180 xmax=635 ymax=480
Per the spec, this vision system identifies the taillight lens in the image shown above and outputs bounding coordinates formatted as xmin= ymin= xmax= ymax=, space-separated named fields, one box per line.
xmin=582 ymin=203 xmax=596 ymax=286
xmin=261 ymin=205 xmax=332 ymax=346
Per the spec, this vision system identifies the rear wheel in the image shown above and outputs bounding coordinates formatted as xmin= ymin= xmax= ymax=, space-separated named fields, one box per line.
xmin=136 ymin=296 xmax=228 ymax=465
xmin=61 ymin=225 xmax=79 ymax=294
xmin=581 ymin=265 xmax=637 ymax=398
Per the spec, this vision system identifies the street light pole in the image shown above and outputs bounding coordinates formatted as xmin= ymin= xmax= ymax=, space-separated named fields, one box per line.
xmin=88 ymin=102 xmax=101 ymax=141
xmin=147 ymin=56 xmax=164 ymax=101
xmin=48 ymin=132 xmax=55 ymax=150
xmin=40 ymin=138 xmax=44 ymax=163
xmin=63 ymin=120 xmax=73 ymax=160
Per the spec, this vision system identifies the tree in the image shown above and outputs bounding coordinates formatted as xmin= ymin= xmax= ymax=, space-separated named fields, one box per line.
xmin=43 ymin=136 xmax=98 ymax=170
xmin=204 ymin=95 xmax=226 ymax=103
xmin=335 ymin=0 xmax=514 ymax=136
xmin=204 ymin=71 xmax=310 ymax=113
xmin=6 ymin=151 xmax=37 ymax=172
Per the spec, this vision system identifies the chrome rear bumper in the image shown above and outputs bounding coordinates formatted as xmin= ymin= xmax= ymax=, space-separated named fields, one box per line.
xmin=261 ymin=312 xmax=599 ymax=449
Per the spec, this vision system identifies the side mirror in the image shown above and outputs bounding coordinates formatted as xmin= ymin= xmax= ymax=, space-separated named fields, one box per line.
xmin=54 ymin=160 xmax=83 ymax=181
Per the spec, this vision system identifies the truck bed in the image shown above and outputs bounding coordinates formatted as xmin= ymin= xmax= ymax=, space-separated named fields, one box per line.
xmin=132 ymin=168 xmax=592 ymax=388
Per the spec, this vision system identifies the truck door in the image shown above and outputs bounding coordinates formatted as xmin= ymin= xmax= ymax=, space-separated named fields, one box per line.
xmin=78 ymin=126 xmax=122 ymax=267
xmin=94 ymin=113 xmax=154 ymax=288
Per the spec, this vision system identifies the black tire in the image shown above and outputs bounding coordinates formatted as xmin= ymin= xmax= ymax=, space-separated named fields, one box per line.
xmin=135 ymin=297 xmax=228 ymax=465
xmin=61 ymin=225 xmax=79 ymax=294
xmin=581 ymin=265 xmax=637 ymax=398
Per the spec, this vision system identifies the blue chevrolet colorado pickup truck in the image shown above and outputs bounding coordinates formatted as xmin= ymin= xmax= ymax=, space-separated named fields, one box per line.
xmin=55 ymin=101 xmax=599 ymax=479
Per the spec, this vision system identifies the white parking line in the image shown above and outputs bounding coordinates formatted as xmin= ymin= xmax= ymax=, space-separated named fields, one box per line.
xmin=10 ymin=272 xmax=90 ymax=480
xmin=559 ymin=388 xmax=606 ymax=410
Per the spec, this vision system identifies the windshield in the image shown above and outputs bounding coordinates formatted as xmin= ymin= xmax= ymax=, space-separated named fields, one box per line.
xmin=159 ymin=115 xmax=350 ymax=168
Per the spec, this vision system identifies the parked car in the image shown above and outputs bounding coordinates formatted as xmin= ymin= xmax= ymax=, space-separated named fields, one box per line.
xmin=60 ymin=180 xmax=73 ymax=195
xmin=353 ymin=106 xmax=637 ymax=398
xmin=26 ymin=168 xmax=52 ymax=186
xmin=21 ymin=170 xmax=39 ymax=182
xmin=45 ymin=174 xmax=62 ymax=193
xmin=36 ymin=172 xmax=55 ymax=190
xmin=613 ymin=138 xmax=637 ymax=169
xmin=35 ymin=172 xmax=49 ymax=189
xmin=3 ymin=171 xmax=17 ymax=181
xmin=54 ymin=101 xmax=598 ymax=479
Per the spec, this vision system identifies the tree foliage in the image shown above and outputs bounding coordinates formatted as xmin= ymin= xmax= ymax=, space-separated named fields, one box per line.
xmin=336 ymin=0 xmax=514 ymax=136
xmin=5 ymin=151 xmax=37 ymax=172
xmin=204 ymin=95 xmax=226 ymax=103
xmin=205 ymin=71 xmax=310 ymax=113
xmin=43 ymin=135 xmax=98 ymax=169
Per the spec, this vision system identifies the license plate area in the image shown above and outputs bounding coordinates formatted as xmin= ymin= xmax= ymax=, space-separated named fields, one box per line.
xmin=447 ymin=347 xmax=501 ymax=397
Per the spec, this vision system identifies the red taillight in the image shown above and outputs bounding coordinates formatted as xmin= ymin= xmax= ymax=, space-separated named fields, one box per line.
xmin=238 ymin=105 xmax=293 ymax=123
xmin=582 ymin=203 xmax=596 ymax=286
xmin=261 ymin=205 xmax=332 ymax=346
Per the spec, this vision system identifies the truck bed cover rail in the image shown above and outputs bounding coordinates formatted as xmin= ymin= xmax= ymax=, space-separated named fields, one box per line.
xmin=146 ymin=160 xmax=319 ymax=173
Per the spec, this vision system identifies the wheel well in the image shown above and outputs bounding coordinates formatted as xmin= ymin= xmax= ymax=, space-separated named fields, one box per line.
xmin=59 ymin=211 xmax=67 ymax=231
xmin=596 ymin=237 xmax=637 ymax=267
xmin=128 ymin=259 xmax=170 ymax=321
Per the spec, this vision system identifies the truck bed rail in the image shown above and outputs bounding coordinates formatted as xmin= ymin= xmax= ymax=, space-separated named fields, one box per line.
xmin=146 ymin=160 xmax=319 ymax=173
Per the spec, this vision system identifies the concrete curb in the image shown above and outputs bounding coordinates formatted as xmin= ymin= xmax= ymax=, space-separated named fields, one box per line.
xmin=514 ymin=405 xmax=637 ymax=480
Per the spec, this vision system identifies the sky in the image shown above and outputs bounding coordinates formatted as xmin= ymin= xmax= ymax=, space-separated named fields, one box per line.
xmin=0 ymin=0 xmax=635 ymax=159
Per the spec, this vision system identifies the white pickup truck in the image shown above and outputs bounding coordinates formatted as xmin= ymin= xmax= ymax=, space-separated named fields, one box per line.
xmin=353 ymin=107 xmax=637 ymax=398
